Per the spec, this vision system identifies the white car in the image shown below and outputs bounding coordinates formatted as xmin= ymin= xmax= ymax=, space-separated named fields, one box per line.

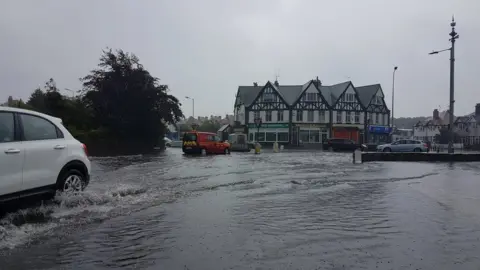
xmin=0 ymin=106 xmax=91 ymax=202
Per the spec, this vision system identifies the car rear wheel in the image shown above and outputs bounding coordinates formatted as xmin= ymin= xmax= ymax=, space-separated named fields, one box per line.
xmin=383 ymin=148 xmax=391 ymax=152
xmin=57 ymin=169 xmax=86 ymax=194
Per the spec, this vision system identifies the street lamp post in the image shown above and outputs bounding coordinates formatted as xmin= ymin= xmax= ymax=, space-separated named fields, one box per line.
xmin=391 ymin=66 xmax=398 ymax=128
xmin=185 ymin=96 xmax=195 ymax=118
xmin=429 ymin=17 xmax=459 ymax=154
xmin=254 ymin=117 xmax=262 ymax=142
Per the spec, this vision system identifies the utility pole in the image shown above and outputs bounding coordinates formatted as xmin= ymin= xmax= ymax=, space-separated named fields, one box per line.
xmin=185 ymin=96 xmax=195 ymax=118
xmin=391 ymin=66 xmax=398 ymax=128
xmin=428 ymin=17 xmax=459 ymax=154
xmin=448 ymin=18 xmax=458 ymax=154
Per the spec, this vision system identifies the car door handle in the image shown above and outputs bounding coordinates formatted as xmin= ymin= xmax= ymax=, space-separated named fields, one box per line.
xmin=4 ymin=148 xmax=20 ymax=154
xmin=54 ymin=145 xmax=66 ymax=150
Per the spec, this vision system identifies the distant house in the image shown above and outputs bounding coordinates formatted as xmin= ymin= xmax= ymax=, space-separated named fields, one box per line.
xmin=413 ymin=109 xmax=454 ymax=142
xmin=413 ymin=104 xmax=480 ymax=145
xmin=454 ymin=104 xmax=480 ymax=146
xmin=233 ymin=78 xmax=390 ymax=145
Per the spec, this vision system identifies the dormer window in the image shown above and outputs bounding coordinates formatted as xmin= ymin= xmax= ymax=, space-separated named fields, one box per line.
xmin=263 ymin=93 xmax=274 ymax=102
xmin=305 ymin=92 xmax=320 ymax=102
xmin=342 ymin=93 xmax=355 ymax=102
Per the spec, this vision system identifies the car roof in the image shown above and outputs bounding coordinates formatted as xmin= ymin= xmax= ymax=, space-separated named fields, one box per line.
xmin=186 ymin=131 xmax=216 ymax=135
xmin=0 ymin=106 xmax=62 ymax=123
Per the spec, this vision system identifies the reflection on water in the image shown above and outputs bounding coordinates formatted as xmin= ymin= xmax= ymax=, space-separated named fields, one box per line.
xmin=1 ymin=148 xmax=480 ymax=269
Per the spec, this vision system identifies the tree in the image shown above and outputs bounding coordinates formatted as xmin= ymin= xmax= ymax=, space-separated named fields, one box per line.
xmin=80 ymin=48 xmax=183 ymax=147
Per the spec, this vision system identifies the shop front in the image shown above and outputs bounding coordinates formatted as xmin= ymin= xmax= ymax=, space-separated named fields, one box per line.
xmin=332 ymin=124 xmax=363 ymax=143
xmin=247 ymin=123 xmax=289 ymax=143
xmin=367 ymin=125 xmax=392 ymax=144
xmin=294 ymin=124 xmax=329 ymax=145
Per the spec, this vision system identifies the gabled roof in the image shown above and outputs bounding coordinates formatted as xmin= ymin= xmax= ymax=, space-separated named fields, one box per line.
xmin=318 ymin=81 xmax=353 ymax=107
xmin=274 ymin=84 xmax=304 ymax=105
xmin=355 ymin=84 xmax=381 ymax=107
xmin=235 ymin=86 xmax=262 ymax=107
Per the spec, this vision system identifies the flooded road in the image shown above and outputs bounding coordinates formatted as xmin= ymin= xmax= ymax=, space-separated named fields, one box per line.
xmin=1 ymin=149 xmax=480 ymax=269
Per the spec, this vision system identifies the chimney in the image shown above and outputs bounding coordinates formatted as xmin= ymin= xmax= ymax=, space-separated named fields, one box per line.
xmin=313 ymin=76 xmax=322 ymax=88
xmin=253 ymin=82 xmax=258 ymax=87
xmin=433 ymin=109 xmax=439 ymax=119
xmin=274 ymin=80 xmax=279 ymax=87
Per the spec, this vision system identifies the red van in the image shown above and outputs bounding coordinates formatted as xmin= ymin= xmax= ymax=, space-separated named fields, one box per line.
xmin=182 ymin=131 xmax=231 ymax=155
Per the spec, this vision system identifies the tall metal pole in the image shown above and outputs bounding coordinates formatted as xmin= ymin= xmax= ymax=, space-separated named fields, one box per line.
xmin=391 ymin=66 xmax=397 ymax=128
xmin=185 ymin=96 xmax=195 ymax=119
xmin=448 ymin=18 xmax=458 ymax=154
xmin=192 ymin=98 xmax=195 ymax=118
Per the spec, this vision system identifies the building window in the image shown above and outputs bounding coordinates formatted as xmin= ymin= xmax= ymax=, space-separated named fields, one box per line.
xmin=373 ymin=113 xmax=377 ymax=124
xmin=319 ymin=110 xmax=325 ymax=123
xmin=368 ymin=113 xmax=372 ymax=124
xmin=343 ymin=93 xmax=355 ymax=102
xmin=307 ymin=111 xmax=314 ymax=122
xmin=354 ymin=112 xmax=360 ymax=124
xmin=266 ymin=111 xmax=272 ymax=122
xmin=336 ymin=111 xmax=342 ymax=123
xmin=346 ymin=112 xmax=351 ymax=123
xmin=277 ymin=132 xmax=289 ymax=142
xmin=378 ymin=113 xmax=383 ymax=125
xmin=296 ymin=110 xmax=303 ymax=121
xmin=254 ymin=111 xmax=260 ymax=120
xmin=277 ymin=110 xmax=284 ymax=122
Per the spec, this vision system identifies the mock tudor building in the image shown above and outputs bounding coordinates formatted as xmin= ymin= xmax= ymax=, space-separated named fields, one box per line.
xmin=234 ymin=78 xmax=391 ymax=145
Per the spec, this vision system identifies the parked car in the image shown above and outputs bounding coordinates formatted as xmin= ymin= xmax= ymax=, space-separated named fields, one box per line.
xmin=376 ymin=139 xmax=429 ymax=152
xmin=164 ymin=137 xmax=172 ymax=147
xmin=322 ymin=138 xmax=367 ymax=152
xmin=0 ymin=107 xmax=91 ymax=203
xmin=182 ymin=131 xmax=231 ymax=155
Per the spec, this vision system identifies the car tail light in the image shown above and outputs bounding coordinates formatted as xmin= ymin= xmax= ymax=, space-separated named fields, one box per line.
xmin=81 ymin=143 xmax=89 ymax=157
xmin=424 ymin=143 xmax=428 ymax=148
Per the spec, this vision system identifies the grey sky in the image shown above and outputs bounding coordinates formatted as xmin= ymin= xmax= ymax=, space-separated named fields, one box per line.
xmin=1 ymin=0 xmax=479 ymax=118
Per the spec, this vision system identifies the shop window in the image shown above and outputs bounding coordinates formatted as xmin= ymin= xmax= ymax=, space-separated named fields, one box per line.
xmin=309 ymin=130 xmax=320 ymax=143
xmin=277 ymin=132 xmax=289 ymax=142
xmin=254 ymin=132 xmax=265 ymax=141
xmin=265 ymin=132 xmax=277 ymax=141
xmin=249 ymin=133 xmax=253 ymax=141
xmin=300 ymin=130 xmax=309 ymax=143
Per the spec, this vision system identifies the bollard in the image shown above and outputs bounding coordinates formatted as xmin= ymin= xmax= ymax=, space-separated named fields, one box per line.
xmin=353 ymin=149 xmax=362 ymax=164
xmin=255 ymin=142 xmax=261 ymax=154
xmin=273 ymin=142 xmax=279 ymax=153
xmin=280 ymin=145 xmax=284 ymax=151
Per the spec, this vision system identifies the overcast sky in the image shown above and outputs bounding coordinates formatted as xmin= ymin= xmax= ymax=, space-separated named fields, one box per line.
xmin=1 ymin=0 xmax=479 ymax=118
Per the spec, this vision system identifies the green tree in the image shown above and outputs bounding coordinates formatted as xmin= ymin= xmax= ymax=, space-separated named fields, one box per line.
xmin=198 ymin=120 xmax=221 ymax=132
xmin=80 ymin=48 xmax=183 ymax=148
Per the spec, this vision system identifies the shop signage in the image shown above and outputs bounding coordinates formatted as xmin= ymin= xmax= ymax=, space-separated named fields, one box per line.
xmin=247 ymin=123 xmax=289 ymax=128
xmin=294 ymin=123 xmax=327 ymax=128
xmin=368 ymin=125 xmax=392 ymax=134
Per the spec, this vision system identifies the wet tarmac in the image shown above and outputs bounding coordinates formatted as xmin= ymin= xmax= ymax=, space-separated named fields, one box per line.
xmin=1 ymin=148 xmax=480 ymax=269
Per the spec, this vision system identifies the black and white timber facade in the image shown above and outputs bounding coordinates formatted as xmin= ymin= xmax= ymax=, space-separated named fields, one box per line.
xmin=233 ymin=78 xmax=391 ymax=145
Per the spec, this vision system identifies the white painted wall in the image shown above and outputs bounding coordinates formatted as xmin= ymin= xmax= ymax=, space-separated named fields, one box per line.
xmin=248 ymin=110 xmax=289 ymax=123
xmin=234 ymin=105 xmax=245 ymax=125
xmin=332 ymin=111 xmax=364 ymax=124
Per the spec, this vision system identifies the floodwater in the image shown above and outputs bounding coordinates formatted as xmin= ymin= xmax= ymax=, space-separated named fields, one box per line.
xmin=1 ymin=149 xmax=480 ymax=270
